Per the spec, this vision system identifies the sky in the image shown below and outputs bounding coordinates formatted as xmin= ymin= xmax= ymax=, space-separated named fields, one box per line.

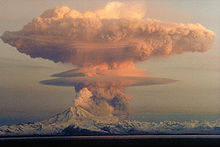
xmin=0 ymin=0 xmax=220 ymax=124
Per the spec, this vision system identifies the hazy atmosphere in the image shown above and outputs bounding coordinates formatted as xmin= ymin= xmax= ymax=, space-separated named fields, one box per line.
xmin=0 ymin=0 xmax=220 ymax=128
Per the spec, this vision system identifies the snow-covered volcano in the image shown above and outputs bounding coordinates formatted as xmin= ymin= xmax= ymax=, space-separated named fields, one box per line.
xmin=1 ymin=87 xmax=220 ymax=136
xmin=1 ymin=105 xmax=220 ymax=136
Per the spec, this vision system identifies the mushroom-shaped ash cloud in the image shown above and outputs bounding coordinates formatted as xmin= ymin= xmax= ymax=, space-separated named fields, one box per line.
xmin=1 ymin=1 xmax=215 ymax=121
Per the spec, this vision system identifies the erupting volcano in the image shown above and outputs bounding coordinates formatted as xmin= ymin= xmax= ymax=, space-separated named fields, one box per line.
xmin=0 ymin=1 xmax=215 ymax=136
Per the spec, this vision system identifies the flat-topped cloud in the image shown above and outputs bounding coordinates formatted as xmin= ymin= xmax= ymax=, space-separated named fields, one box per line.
xmin=0 ymin=1 xmax=215 ymax=120
xmin=1 ymin=2 xmax=215 ymax=69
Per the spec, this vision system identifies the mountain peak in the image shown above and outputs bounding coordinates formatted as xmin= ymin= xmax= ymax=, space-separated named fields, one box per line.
xmin=1 ymin=107 xmax=220 ymax=136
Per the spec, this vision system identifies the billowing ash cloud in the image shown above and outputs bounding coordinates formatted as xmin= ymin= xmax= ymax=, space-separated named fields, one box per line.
xmin=41 ymin=76 xmax=175 ymax=120
xmin=1 ymin=2 xmax=214 ymax=69
xmin=0 ymin=1 xmax=215 ymax=121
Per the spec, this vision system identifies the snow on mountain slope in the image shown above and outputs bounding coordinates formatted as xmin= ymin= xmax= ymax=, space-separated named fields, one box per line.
xmin=0 ymin=107 xmax=111 ymax=136
xmin=1 ymin=106 xmax=220 ymax=136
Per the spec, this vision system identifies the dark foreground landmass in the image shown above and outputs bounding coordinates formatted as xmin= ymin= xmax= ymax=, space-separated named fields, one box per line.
xmin=1 ymin=135 xmax=220 ymax=147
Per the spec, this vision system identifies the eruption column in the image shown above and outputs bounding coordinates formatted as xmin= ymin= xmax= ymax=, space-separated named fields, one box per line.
xmin=0 ymin=2 xmax=215 ymax=121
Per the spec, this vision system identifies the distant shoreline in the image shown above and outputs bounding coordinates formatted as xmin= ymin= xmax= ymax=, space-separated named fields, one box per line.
xmin=2 ymin=135 xmax=220 ymax=139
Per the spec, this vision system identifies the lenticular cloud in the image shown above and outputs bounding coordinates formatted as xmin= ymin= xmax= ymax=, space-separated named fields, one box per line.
xmin=0 ymin=1 xmax=215 ymax=120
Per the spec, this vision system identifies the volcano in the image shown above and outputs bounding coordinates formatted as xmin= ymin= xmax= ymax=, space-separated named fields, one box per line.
xmin=1 ymin=105 xmax=220 ymax=136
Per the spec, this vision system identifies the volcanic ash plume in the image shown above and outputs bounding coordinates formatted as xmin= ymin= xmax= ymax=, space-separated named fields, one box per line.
xmin=1 ymin=2 xmax=215 ymax=68
xmin=0 ymin=2 xmax=215 ymax=121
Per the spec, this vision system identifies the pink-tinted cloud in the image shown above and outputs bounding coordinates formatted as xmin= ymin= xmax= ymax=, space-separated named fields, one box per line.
xmin=0 ymin=1 xmax=215 ymax=120
xmin=1 ymin=2 xmax=214 ymax=69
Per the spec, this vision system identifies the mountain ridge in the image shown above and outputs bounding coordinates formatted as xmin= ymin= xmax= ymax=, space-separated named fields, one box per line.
xmin=1 ymin=107 xmax=220 ymax=136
